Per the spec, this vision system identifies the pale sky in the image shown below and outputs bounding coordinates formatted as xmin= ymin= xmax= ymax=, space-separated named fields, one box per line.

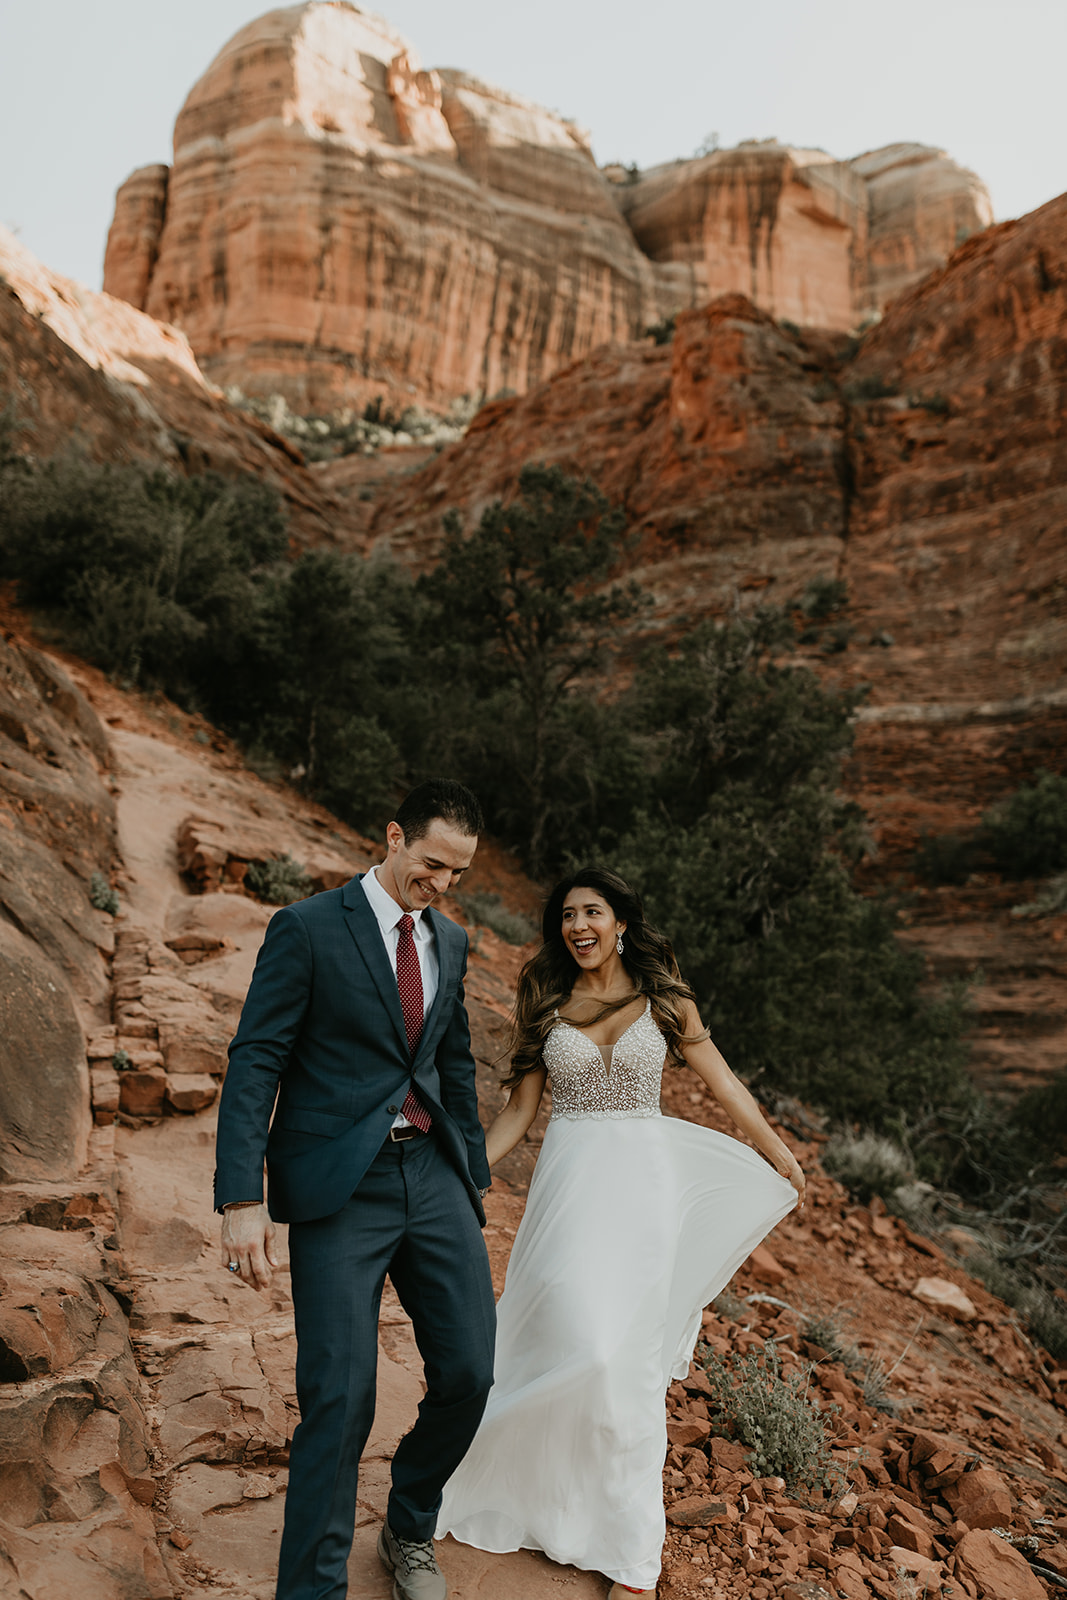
xmin=1 ymin=0 xmax=1065 ymax=290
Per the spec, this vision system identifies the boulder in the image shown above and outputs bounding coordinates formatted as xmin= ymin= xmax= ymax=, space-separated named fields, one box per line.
xmin=944 ymin=1465 xmax=1013 ymax=1530
xmin=118 ymin=1068 xmax=167 ymax=1119
xmin=667 ymin=1496 xmax=729 ymax=1528
xmin=952 ymin=1528 xmax=1045 ymax=1600
xmin=911 ymin=1276 xmax=978 ymax=1321
xmin=165 ymin=1074 xmax=218 ymax=1114
xmin=0 ymin=923 xmax=89 ymax=1182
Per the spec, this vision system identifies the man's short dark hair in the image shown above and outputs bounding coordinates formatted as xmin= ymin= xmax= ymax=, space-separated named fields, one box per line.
xmin=395 ymin=779 xmax=484 ymax=843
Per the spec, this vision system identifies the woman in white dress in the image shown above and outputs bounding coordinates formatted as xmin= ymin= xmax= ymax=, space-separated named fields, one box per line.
xmin=437 ymin=868 xmax=806 ymax=1597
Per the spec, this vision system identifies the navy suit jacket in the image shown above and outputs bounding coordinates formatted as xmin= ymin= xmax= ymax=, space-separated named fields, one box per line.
xmin=213 ymin=875 xmax=491 ymax=1226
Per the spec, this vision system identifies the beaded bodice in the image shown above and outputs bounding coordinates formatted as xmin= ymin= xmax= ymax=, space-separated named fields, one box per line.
xmin=544 ymin=998 xmax=666 ymax=1121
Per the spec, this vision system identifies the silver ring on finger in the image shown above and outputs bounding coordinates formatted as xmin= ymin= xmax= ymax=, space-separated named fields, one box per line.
xmin=228 ymin=1260 xmax=240 ymax=1272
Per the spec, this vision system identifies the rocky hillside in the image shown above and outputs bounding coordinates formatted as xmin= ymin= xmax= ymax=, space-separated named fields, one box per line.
xmin=101 ymin=2 xmax=990 ymax=410
xmin=354 ymin=189 xmax=1067 ymax=1098
xmin=0 ymin=618 xmax=1064 ymax=1600
xmin=0 ymin=227 xmax=337 ymax=543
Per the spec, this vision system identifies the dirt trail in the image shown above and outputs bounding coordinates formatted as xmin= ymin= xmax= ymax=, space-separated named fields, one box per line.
xmin=103 ymin=715 xmax=603 ymax=1599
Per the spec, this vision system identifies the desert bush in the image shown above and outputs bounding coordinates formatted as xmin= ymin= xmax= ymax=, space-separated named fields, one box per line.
xmin=89 ymin=871 xmax=120 ymax=916
xmin=244 ymin=855 xmax=313 ymax=905
xmin=983 ymin=770 xmax=1067 ymax=877
xmin=1013 ymin=872 xmax=1067 ymax=917
xmin=822 ymin=1131 xmax=914 ymax=1203
xmin=965 ymin=1251 xmax=1067 ymax=1361
xmin=842 ymin=374 xmax=898 ymax=402
xmin=913 ymin=830 xmax=977 ymax=887
xmin=801 ymin=1306 xmax=895 ymax=1413
xmin=645 ymin=314 xmax=676 ymax=345
xmin=700 ymin=1339 xmax=843 ymax=1495
xmin=800 ymin=575 xmax=848 ymax=619
xmin=456 ymin=892 xmax=537 ymax=947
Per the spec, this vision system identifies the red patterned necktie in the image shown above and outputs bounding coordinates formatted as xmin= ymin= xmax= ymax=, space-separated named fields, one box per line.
xmin=396 ymin=913 xmax=432 ymax=1132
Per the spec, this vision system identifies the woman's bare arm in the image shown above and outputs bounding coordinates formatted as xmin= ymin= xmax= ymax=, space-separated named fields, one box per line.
xmin=484 ymin=1066 xmax=548 ymax=1169
xmin=680 ymin=1003 xmax=806 ymax=1207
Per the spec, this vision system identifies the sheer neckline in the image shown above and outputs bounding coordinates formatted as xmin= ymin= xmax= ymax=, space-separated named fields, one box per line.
xmin=552 ymin=997 xmax=652 ymax=1079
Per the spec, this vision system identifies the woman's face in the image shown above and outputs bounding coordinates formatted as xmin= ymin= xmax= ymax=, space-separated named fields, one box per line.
xmin=560 ymin=887 xmax=626 ymax=974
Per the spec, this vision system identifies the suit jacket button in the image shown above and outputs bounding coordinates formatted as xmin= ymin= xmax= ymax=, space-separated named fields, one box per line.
xmin=387 ymin=1105 xmax=399 ymax=1115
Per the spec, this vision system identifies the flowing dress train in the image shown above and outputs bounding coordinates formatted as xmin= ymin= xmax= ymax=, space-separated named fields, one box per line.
xmin=437 ymin=1001 xmax=797 ymax=1590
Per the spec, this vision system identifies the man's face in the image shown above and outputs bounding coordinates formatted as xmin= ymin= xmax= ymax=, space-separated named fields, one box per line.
xmin=378 ymin=818 xmax=477 ymax=912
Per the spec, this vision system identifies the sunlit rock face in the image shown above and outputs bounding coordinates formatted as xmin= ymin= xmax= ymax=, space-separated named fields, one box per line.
xmin=102 ymin=3 xmax=995 ymax=408
xmin=104 ymin=2 xmax=657 ymax=411
xmin=617 ymin=143 xmax=871 ymax=332
xmin=851 ymin=142 xmax=995 ymax=309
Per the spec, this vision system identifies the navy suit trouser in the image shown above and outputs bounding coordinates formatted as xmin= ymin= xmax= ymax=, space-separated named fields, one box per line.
xmin=275 ymin=1132 xmax=496 ymax=1600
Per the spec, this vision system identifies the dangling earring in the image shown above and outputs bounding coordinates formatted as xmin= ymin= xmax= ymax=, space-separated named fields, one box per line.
xmin=616 ymin=933 xmax=625 ymax=955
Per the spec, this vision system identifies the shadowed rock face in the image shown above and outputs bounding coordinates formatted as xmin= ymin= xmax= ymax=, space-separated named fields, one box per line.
xmin=0 ymin=929 xmax=89 ymax=1183
xmin=102 ymin=2 xmax=993 ymax=409
xmin=0 ymin=225 xmax=337 ymax=542
xmin=0 ymin=636 xmax=117 ymax=1181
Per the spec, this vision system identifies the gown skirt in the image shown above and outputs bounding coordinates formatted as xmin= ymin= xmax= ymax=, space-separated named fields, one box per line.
xmin=437 ymin=1111 xmax=797 ymax=1590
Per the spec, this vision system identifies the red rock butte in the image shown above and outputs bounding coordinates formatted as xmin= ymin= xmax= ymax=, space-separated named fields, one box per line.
xmin=103 ymin=1 xmax=993 ymax=411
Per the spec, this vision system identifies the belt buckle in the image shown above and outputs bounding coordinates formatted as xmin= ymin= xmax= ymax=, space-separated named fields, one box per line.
xmin=389 ymin=1124 xmax=418 ymax=1143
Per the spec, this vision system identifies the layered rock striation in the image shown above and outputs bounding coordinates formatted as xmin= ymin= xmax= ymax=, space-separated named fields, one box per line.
xmin=0 ymin=225 xmax=338 ymax=541
xmin=105 ymin=3 xmax=654 ymax=412
xmin=103 ymin=2 xmax=993 ymax=410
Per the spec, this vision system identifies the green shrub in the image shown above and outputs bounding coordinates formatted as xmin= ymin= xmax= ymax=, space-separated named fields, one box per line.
xmin=911 ymin=392 xmax=950 ymax=415
xmin=913 ymin=830 xmax=977 ymax=887
xmin=456 ymin=892 xmax=537 ymax=946
xmin=244 ymin=855 xmax=313 ymax=905
xmin=89 ymin=871 xmax=120 ymax=916
xmin=800 ymin=575 xmax=848 ymax=620
xmin=801 ymin=1307 xmax=896 ymax=1414
xmin=1012 ymin=871 xmax=1067 ymax=917
xmin=822 ymin=1131 xmax=914 ymax=1203
xmin=965 ymin=1252 xmax=1067 ymax=1361
xmin=983 ymin=770 xmax=1067 ymax=877
xmin=645 ymin=314 xmax=676 ymax=345
xmin=842 ymin=374 xmax=898 ymax=402
xmin=700 ymin=1339 xmax=843 ymax=1495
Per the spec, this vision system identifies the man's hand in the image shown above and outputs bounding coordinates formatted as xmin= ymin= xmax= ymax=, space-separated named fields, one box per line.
xmin=220 ymin=1203 xmax=278 ymax=1291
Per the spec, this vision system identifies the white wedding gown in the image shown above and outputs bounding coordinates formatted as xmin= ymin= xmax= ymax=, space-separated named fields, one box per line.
xmin=437 ymin=1000 xmax=797 ymax=1590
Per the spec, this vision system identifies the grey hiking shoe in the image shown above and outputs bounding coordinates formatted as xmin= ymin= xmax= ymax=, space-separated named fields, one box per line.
xmin=377 ymin=1522 xmax=447 ymax=1600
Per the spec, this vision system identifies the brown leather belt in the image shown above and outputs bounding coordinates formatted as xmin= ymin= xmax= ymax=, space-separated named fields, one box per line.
xmin=388 ymin=1123 xmax=426 ymax=1143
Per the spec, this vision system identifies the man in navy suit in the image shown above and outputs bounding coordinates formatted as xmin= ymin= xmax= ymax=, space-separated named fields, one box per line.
xmin=214 ymin=779 xmax=495 ymax=1600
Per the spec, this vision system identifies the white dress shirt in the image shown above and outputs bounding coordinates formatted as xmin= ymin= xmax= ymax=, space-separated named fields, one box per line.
xmin=361 ymin=866 xmax=438 ymax=1127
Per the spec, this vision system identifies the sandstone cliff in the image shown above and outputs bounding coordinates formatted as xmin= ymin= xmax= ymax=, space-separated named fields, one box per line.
xmin=105 ymin=3 xmax=655 ymax=413
xmin=102 ymin=2 xmax=994 ymax=411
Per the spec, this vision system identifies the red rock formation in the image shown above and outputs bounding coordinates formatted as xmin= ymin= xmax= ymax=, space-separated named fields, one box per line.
xmin=0 ymin=225 xmax=337 ymax=541
xmin=102 ymin=4 xmax=994 ymax=408
xmin=619 ymin=143 xmax=870 ymax=330
xmin=360 ymin=295 xmax=849 ymax=625
xmin=105 ymin=3 xmax=655 ymax=413
xmin=842 ymin=191 xmax=1067 ymax=707
xmin=852 ymin=142 xmax=994 ymax=309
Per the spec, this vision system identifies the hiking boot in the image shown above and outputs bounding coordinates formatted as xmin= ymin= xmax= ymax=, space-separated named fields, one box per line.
xmin=377 ymin=1522 xmax=447 ymax=1600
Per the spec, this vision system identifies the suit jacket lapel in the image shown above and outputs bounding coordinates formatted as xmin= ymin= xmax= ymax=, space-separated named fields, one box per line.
xmin=341 ymin=876 xmax=409 ymax=1057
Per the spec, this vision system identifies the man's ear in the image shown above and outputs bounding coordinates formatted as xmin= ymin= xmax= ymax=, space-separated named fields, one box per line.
xmin=385 ymin=820 xmax=404 ymax=852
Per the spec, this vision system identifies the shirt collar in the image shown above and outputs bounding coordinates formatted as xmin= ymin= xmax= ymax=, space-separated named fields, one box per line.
xmin=362 ymin=864 xmax=427 ymax=936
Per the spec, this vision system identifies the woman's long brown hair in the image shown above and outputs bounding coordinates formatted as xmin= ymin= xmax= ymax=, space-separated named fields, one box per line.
xmin=503 ymin=866 xmax=706 ymax=1088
